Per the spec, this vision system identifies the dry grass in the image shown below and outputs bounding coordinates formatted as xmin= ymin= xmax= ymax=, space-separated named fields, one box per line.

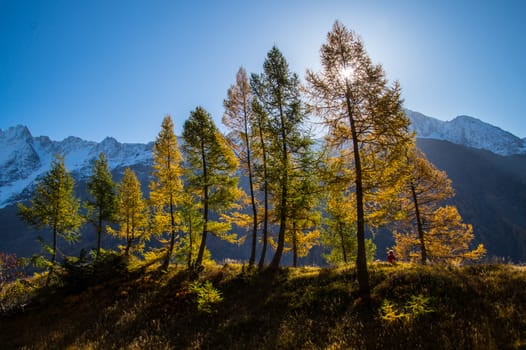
xmin=1 ymin=260 xmax=525 ymax=349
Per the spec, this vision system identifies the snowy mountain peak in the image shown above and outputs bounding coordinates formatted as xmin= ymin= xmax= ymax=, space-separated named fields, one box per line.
xmin=0 ymin=126 xmax=152 ymax=208
xmin=405 ymin=109 xmax=526 ymax=156
xmin=0 ymin=125 xmax=33 ymax=143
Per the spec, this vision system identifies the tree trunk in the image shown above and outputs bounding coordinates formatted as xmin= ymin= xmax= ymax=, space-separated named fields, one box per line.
xmin=346 ymin=87 xmax=370 ymax=301
xmin=292 ymin=222 xmax=298 ymax=268
xmin=339 ymin=222 xmax=348 ymax=263
xmin=52 ymin=224 xmax=57 ymax=266
xmin=245 ymin=130 xmax=258 ymax=268
xmin=258 ymin=184 xmax=269 ymax=269
xmin=187 ymin=214 xmax=193 ymax=269
xmin=124 ymin=218 xmax=131 ymax=256
xmin=162 ymin=194 xmax=177 ymax=271
xmin=411 ymin=183 xmax=427 ymax=265
xmin=269 ymin=102 xmax=288 ymax=269
xmin=96 ymin=206 xmax=102 ymax=259
xmin=195 ymin=144 xmax=209 ymax=269
xmin=258 ymin=118 xmax=269 ymax=270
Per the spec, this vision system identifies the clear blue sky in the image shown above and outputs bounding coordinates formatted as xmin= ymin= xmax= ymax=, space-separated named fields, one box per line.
xmin=2 ymin=0 xmax=526 ymax=143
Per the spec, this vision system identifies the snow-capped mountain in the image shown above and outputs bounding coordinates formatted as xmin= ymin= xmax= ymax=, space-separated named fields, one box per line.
xmin=0 ymin=125 xmax=153 ymax=208
xmin=405 ymin=110 xmax=526 ymax=156
xmin=1 ymin=110 xmax=524 ymax=207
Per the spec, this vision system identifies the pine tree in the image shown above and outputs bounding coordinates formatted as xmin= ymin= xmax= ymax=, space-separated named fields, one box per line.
xmin=223 ymin=67 xmax=259 ymax=267
xmin=18 ymin=155 xmax=83 ymax=267
xmin=251 ymin=46 xmax=309 ymax=269
xmin=183 ymin=106 xmax=240 ymax=270
xmin=85 ymin=152 xmax=116 ymax=259
xmin=305 ymin=21 xmax=413 ymax=299
xmin=150 ymin=116 xmax=184 ymax=271
xmin=108 ymin=168 xmax=149 ymax=256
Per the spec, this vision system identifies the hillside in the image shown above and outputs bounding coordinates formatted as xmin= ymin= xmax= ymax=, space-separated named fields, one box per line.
xmin=1 ymin=260 xmax=525 ymax=349
xmin=417 ymin=139 xmax=526 ymax=261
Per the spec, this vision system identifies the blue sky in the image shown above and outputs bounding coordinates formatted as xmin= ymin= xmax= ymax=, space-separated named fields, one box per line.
xmin=1 ymin=0 xmax=526 ymax=143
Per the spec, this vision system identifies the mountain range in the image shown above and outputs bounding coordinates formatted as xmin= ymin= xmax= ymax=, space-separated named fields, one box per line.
xmin=1 ymin=110 xmax=525 ymax=262
xmin=405 ymin=109 xmax=526 ymax=156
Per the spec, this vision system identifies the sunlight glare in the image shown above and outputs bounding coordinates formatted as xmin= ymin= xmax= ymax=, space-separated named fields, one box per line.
xmin=341 ymin=66 xmax=353 ymax=80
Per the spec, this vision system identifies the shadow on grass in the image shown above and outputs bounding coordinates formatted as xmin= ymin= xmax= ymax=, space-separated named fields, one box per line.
xmin=1 ymin=262 xmax=526 ymax=349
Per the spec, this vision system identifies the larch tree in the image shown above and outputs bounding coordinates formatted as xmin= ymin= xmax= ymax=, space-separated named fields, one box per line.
xmin=85 ymin=152 xmax=116 ymax=259
xmin=285 ymin=139 xmax=322 ymax=267
xmin=305 ymin=21 xmax=413 ymax=299
xmin=178 ymin=189 xmax=203 ymax=269
xmin=150 ymin=115 xmax=184 ymax=271
xmin=18 ymin=155 xmax=83 ymax=267
xmin=183 ymin=106 xmax=241 ymax=270
xmin=223 ymin=67 xmax=259 ymax=267
xmin=424 ymin=206 xmax=486 ymax=265
xmin=393 ymin=147 xmax=485 ymax=264
xmin=395 ymin=147 xmax=454 ymax=264
xmin=251 ymin=46 xmax=309 ymax=269
xmin=108 ymin=168 xmax=149 ymax=256
xmin=320 ymin=150 xmax=376 ymax=265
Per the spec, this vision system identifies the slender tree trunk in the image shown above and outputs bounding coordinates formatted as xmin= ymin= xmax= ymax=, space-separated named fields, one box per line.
xmin=411 ymin=183 xmax=427 ymax=265
xmin=258 ymin=182 xmax=269 ymax=269
xmin=269 ymin=102 xmax=288 ymax=269
xmin=162 ymin=193 xmax=176 ymax=271
xmin=345 ymin=86 xmax=370 ymax=300
xmin=292 ymin=222 xmax=298 ymax=268
xmin=48 ymin=224 xmax=57 ymax=285
xmin=244 ymin=115 xmax=258 ymax=268
xmin=187 ymin=216 xmax=193 ymax=269
xmin=195 ymin=144 xmax=209 ymax=269
xmin=97 ymin=206 xmax=102 ymax=259
xmin=258 ymin=120 xmax=269 ymax=269
xmin=51 ymin=191 xmax=59 ymax=267
xmin=124 ymin=217 xmax=131 ymax=256
xmin=52 ymin=225 xmax=57 ymax=266
xmin=195 ymin=189 xmax=208 ymax=269
xmin=339 ymin=222 xmax=348 ymax=263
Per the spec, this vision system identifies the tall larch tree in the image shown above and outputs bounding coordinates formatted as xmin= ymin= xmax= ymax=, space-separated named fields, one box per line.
xmin=150 ymin=116 xmax=184 ymax=271
xmin=223 ymin=67 xmax=259 ymax=267
xmin=306 ymin=21 xmax=413 ymax=299
xmin=86 ymin=152 xmax=116 ymax=259
xmin=108 ymin=168 xmax=149 ymax=256
xmin=183 ymin=106 xmax=240 ymax=270
xmin=18 ymin=155 xmax=83 ymax=267
xmin=251 ymin=46 xmax=309 ymax=269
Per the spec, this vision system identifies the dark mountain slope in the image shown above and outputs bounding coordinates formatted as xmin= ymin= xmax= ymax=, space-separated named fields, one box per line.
xmin=417 ymin=138 xmax=526 ymax=261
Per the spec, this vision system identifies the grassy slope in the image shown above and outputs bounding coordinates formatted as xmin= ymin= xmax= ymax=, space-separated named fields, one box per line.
xmin=1 ymin=261 xmax=525 ymax=350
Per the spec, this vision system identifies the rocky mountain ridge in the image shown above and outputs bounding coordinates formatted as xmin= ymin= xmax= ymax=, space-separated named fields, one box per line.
xmin=405 ymin=109 xmax=526 ymax=156
xmin=0 ymin=125 xmax=152 ymax=208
